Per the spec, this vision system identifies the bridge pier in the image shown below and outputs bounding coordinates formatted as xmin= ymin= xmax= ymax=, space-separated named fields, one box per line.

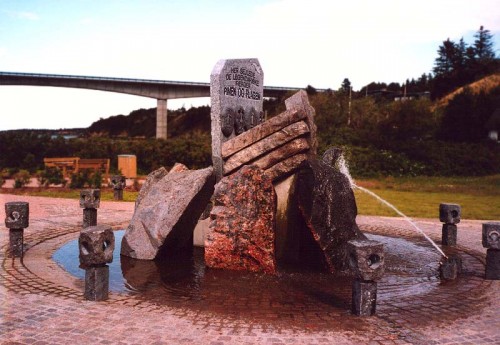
xmin=156 ymin=99 xmax=168 ymax=139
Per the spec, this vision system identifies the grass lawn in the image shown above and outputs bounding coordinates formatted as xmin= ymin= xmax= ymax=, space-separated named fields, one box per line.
xmin=0 ymin=188 xmax=139 ymax=203
xmin=354 ymin=175 xmax=500 ymax=220
xmin=1 ymin=175 xmax=499 ymax=220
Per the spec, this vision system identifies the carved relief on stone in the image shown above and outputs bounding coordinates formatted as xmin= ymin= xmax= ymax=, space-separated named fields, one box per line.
xmin=259 ymin=110 xmax=265 ymax=123
xmin=221 ymin=107 xmax=235 ymax=137
xmin=244 ymin=107 xmax=256 ymax=130
xmin=235 ymin=107 xmax=245 ymax=135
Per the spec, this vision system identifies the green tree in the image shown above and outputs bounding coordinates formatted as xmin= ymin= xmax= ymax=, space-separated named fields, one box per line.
xmin=433 ymin=38 xmax=459 ymax=77
xmin=14 ymin=169 xmax=31 ymax=188
xmin=341 ymin=78 xmax=352 ymax=93
xmin=473 ymin=25 xmax=496 ymax=61
xmin=37 ymin=167 xmax=66 ymax=187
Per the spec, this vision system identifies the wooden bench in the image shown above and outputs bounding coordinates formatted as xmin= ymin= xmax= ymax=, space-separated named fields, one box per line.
xmin=44 ymin=157 xmax=110 ymax=179
xmin=78 ymin=159 xmax=110 ymax=179
xmin=43 ymin=157 xmax=80 ymax=177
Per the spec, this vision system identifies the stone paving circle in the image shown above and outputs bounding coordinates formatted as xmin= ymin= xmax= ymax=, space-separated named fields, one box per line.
xmin=0 ymin=194 xmax=499 ymax=344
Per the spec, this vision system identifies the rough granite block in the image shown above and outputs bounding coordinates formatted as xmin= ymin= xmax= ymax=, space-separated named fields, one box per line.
xmin=84 ymin=265 xmax=109 ymax=301
xmin=352 ymin=279 xmax=377 ymax=316
xmin=5 ymin=201 xmax=29 ymax=229
xmin=442 ymin=223 xmax=457 ymax=246
xmin=439 ymin=203 xmax=461 ymax=224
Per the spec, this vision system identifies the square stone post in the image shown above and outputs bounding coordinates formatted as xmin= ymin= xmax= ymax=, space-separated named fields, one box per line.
xmin=110 ymin=175 xmax=126 ymax=201
xmin=347 ymin=239 xmax=385 ymax=316
xmin=79 ymin=224 xmax=115 ymax=301
xmin=4 ymin=201 xmax=29 ymax=258
xmin=439 ymin=203 xmax=461 ymax=246
xmin=80 ymin=189 xmax=100 ymax=228
xmin=440 ymin=254 xmax=462 ymax=280
xmin=482 ymin=222 xmax=500 ymax=280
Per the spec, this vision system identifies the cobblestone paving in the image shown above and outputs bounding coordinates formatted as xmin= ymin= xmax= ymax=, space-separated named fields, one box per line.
xmin=0 ymin=194 xmax=499 ymax=344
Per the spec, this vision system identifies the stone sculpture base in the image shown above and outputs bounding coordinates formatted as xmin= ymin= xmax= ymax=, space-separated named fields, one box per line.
xmin=84 ymin=265 xmax=109 ymax=301
xmin=9 ymin=228 xmax=24 ymax=257
xmin=83 ymin=208 xmax=97 ymax=228
xmin=485 ymin=249 xmax=500 ymax=280
xmin=441 ymin=224 xmax=457 ymax=246
xmin=352 ymin=279 xmax=377 ymax=316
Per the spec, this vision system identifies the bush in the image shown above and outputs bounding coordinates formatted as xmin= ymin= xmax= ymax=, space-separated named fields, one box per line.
xmin=14 ymin=169 xmax=31 ymax=188
xmin=69 ymin=170 xmax=102 ymax=189
xmin=91 ymin=171 xmax=102 ymax=189
xmin=37 ymin=167 xmax=66 ymax=187
xmin=69 ymin=170 xmax=90 ymax=189
xmin=344 ymin=146 xmax=426 ymax=178
xmin=0 ymin=176 xmax=4 ymax=188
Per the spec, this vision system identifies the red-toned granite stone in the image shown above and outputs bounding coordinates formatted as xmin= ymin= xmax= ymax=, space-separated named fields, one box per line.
xmin=205 ymin=165 xmax=277 ymax=274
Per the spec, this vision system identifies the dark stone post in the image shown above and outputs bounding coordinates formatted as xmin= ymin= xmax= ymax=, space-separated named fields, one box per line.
xmin=79 ymin=224 xmax=115 ymax=301
xmin=4 ymin=202 xmax=29 ymax=257
xmin=439 ymin=203 xmax=461 ymax=246
xmin=482 ymin=222 xmax=500 ymax=280
xmin=110 ymin=175 xmax=126 ymax=201
xmin=347 ymin=239 xmax=385 ymax=316
xmin=440 ymin=254 xmax=462 ymax=280
xmin=80 ymin=189 xmax=100 ymax=228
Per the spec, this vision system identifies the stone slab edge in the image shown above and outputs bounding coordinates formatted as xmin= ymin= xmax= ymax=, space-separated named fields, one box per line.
xmin=221 ymin=109 xmax=304 ymax=159
xmin=223 ymin=121 xmax=310 ymax=175
xmin=264 ymin=153 xmax=309 ymax=182
xmin=285 ymin=90 xmax=317 ymax=155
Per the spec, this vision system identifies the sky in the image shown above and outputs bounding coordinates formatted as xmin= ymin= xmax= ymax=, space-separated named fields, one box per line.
xmin=0 ymin=0 xmax=499 ymax=130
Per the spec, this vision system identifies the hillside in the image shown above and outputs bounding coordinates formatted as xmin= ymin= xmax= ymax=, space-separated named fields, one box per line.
xmin=434 ymin=73 xmax=500 ymax=109
xmin=87 ymin=106 xmax=211 ymax=138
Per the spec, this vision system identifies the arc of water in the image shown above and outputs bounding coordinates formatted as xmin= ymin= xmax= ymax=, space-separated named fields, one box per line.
xmin=333 ymin=152 xmax=447 ymax=259
xmin=353 ymin=185 xmax=447 ymax=258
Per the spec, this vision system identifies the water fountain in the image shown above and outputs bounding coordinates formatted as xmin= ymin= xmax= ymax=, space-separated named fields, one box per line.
xmin=329 ymin=148 xmax=448 ymax=260
xmin=52 ymin=59 xmax=478 ymax=326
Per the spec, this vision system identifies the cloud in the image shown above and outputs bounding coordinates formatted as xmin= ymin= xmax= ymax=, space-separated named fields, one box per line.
xmin=8 ymin=10 xmax=40 ymax=20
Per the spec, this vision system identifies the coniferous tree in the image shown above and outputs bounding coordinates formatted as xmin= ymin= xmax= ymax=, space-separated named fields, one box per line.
xmin=474 ymin=25 xmax=496 ymax=61
xmin=433 ymin=38 xmax=459 ymax=77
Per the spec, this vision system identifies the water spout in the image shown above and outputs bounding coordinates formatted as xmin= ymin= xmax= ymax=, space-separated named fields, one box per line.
xmin=335 ymin=154 xmax=448 ymax=259
xmin=354 ymin=185 xmax=447 ymax=258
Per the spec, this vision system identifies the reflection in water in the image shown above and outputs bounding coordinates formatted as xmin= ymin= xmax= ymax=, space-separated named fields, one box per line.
xmin=121 ymin=246 xmax=206 ymax=299
xmin=54 ymin=230 xmax=443 ymax=304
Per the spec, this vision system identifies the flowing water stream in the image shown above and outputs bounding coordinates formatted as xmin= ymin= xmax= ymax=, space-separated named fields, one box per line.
xmin=336 ymin=154 xmax=448 ymax=258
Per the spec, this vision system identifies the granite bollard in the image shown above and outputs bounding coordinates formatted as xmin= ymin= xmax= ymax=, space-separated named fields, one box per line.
xmin=110 ymin=175 xmax=126 ymax=201
xmin=80 ymin=189 xmax=100 ymax=228
xmin=441 ymin=224 xmax=457 ymax=246
xmin=4 ymin=201 xmax=29 ymax=257
xmin=440 ymin=203 xmax=461 ymax=246
xmin=79 ymin=224 xmax=115 ymax=301
xmin=348 ymin=239 xmax=385 ymax=316
xmin=439 ymin=203 xmax=461 ymax=224
xmin=482 ymin=222 xmax=500 ymax=280
xmin=440 ymin=254 xmax=462 ymax=280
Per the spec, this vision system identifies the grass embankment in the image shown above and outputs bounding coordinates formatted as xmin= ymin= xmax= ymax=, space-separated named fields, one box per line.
xmin=354 ymin=175 xmax=500 ymax=220
xmin=1 ymin=175 xmax=499 ymax=220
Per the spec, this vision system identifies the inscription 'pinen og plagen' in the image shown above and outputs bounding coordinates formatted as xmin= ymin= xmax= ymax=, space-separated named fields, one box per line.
xmin=223 ymin=66 xmax=261 ymax=100
xmin=223 ymin=86 xmax=261 ymax=100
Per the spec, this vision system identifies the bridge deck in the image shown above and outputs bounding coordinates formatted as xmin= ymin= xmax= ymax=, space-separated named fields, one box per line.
xmin=0 ymin=71 xmax=316 ymax=99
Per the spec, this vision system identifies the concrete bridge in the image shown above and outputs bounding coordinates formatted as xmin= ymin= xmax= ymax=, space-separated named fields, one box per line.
xmin=0 ymin=71 xmax=307 ymax=139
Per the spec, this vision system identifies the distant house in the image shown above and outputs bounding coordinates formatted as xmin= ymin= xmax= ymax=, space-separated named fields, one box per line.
xmin=366 ymin=89 xmax=431 ymax=101
xmin=486 ymin=108 xmax=500 ymax=142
